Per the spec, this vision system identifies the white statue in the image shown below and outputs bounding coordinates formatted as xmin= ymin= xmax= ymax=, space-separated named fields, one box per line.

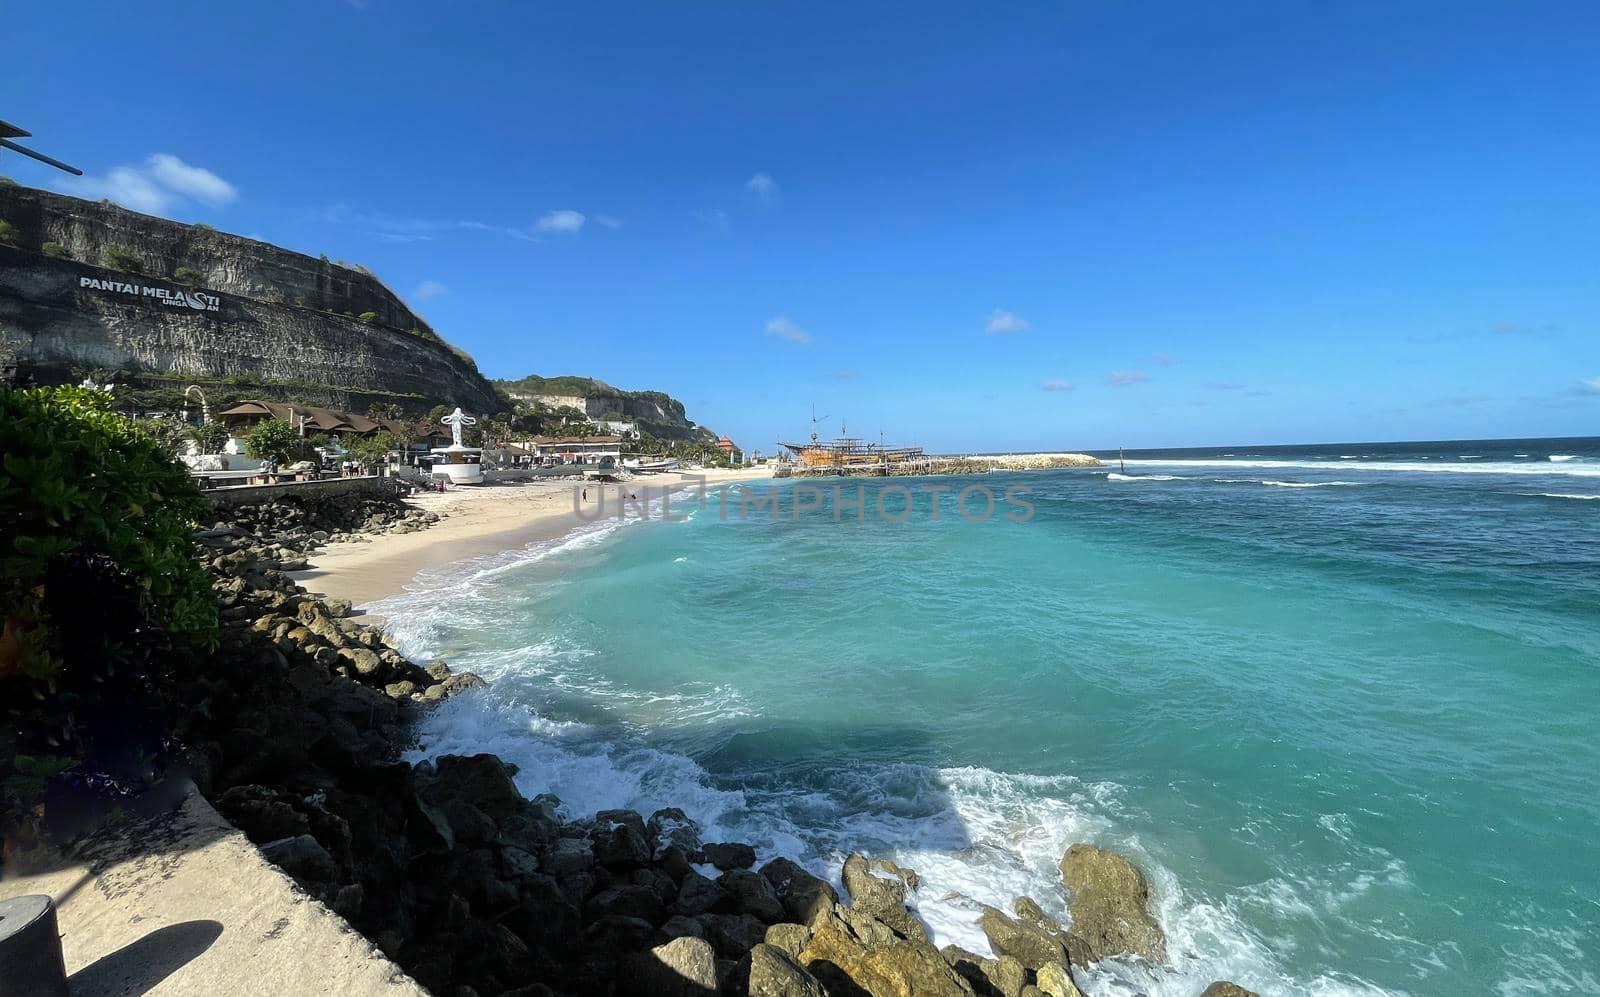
xmin=440 ymin=407 xmax=477 ymax=448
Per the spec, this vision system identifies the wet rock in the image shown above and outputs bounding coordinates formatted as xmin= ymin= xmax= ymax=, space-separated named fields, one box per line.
xmin=977 ymin=905 xmax=1070 ymax=971
xmin=701 ymin=841 xmax=758 ymax=871
xmin=426 ymin=754 xmax=526 ymax=821
xmin=764 ymin=922 xmax=812 ymax=959
xmin=718 ymin=868 xmax=786 ymax=923
xmin=760 ymin=857 xmax=840 ymax=928
xmin=798 ymin=909 xmax=973 ymax=997
xmin=1199 ymin=984 xmax=1260 ymax=997
xmin=1035 ymin=961 xmax=1085 ymax=997
xmin=840 ymin=852 xmax=928 ymax=942
xmin=648 ymin=806 xmax=703 ymax=858
xmin=590 ymin=809 xmax=652 ymax=867
xmin=941 ymin=947 xmax=1009 ymax=997
xmin=747 ymin=942 xmax=827 ymax=997
xmin=1057 ymin=843 xmax=1166 ymax=964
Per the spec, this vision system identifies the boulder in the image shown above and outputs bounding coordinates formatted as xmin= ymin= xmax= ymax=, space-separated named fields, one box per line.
xmin=701 ymin=841 xmax=758 ymax=870
xmin=976 ymin=905 xmax=1069 ymax=971
xmin=718 ymin=869 xmax=786 ymax=923
xmin=747 ymin=942 xmax=827 ymax=997
xmin=583 ymin=914 xmax=658 ymax=953
xmin=591 ymin=809 xmax=652 ymax=867
xmin=426 ymin=754 xmax=527 ymax=821
xmin=671 ymin=869 xmax=731 ymax=917
xmin=702 ymin=912 xmax=767 ymax=959
xmin=1035 ymin=961 xmax=1085 ymax=997
xmin=1057 ymin=843 xmax=1166 ymax=964
xmin=337 ymin=646 xmax=384 ymax=677
xmin=1199 ymin=984 xmax=1260 ymax=997
xmin=626 ymin=936 xmax=719 ymax=996
xmin=764 ymin=922 xmax=813 ymax=960
xmin=648 ymin=806 xmax=703 ymax=857
xmin=214 ymin=784 xmax=309 ymax=842
xmin=660 ymin=915 xmax=707 ymax=939
xmin=798 ymin=910 xmax=974 ymax=997
xmin=584 ymin=884 xmax=668 ymax=925
xmin=839 ymin=852 xmax=928 ymax=942
xmin=260 ymin=834 xmax=339 ymax=882
xmin=759 ymin=857 xmax=840 ymax=928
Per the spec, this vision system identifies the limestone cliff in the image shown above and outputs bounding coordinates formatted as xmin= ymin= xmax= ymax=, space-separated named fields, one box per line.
xmin=0 ymin=185 xmax=499 ymax=414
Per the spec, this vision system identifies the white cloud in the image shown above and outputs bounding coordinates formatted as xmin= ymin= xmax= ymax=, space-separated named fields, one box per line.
xmin=58 ymin=154 xmax=237 ymax=215
xmin=145 ymin=154 xmax=238 ymax=205
xmin=593 ymin=214 xmax=622 ymax=229
xmin=414 ymin=279 xmax=448 ymax=301
xmin=986 ymin=309 xmax=1031 ymax=335
xmin=1579 ymin=377 xmax=1600 ymax=395
xmin=698 ymin=208 xmax=731 ymax=233
xmin=535 ymin=210 xmax=586 ymax=234
xmin=764 ymin=316 xmax=812 ymax=345
xmin=1107 ymin=371 xmax=1149 ymax=386
xmin=746 ymin=173 xmax=779 ymax=200
xmin=1152 ymin=353 xmax=1180 ymax=366
xmin=1041 ymin=379 xmax=1075 ymax=392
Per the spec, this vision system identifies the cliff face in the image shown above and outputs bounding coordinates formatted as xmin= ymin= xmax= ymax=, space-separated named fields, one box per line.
xmin=495 ymin=374 xmax=706 ymax=440
xmin=0 ymin=186 xmax=499 ymax=414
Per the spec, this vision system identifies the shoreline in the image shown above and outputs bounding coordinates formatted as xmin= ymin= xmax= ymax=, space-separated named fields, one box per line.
xmin=291 ymin=466 xmax=773 ymax=620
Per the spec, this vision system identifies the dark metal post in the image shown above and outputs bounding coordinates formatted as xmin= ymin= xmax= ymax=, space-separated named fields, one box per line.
xmin=0 ymin=895 xmax=70 ymax=997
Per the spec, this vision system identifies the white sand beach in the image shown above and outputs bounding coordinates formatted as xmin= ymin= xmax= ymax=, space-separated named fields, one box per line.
xmin=290 ymin=466 xmax=773 ymax=618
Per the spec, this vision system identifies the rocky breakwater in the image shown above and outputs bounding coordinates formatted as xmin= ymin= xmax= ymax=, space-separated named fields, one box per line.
xmin=183 ymin=491 xmax=1256 ymax=996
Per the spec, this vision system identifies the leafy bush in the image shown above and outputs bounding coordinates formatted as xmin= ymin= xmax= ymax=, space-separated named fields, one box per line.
xmin=0 ymin=175 xmax=17 ymax=187
xmin=0 ymin=386 xmax=217 ymax=680
xmin=348 ymin=431 xmax=407 ymax=463
xmin=358 ymin=311 xmax=377 ymax=323
xmin=41 ymin=241 xmax=70 ymax=259
xmin=243 ymin=418 xmax=305 ymax=463
xmin=173 ymin=265 xmax=205 ymax=284
xmin=0 ymin=219 xmax=17 ymax=245
xmin=190 ymin=222 xmax=216 ymax=232
xmin=132 ymin=416 xmax=188 ymax=455
xmin=223 ymin=372 xmax=258 ymax=386
xmin=101 ymin=245 xmax=143 ymax=271
xmin=1 ymin=387 xmax=218 ymax=848
xmin=187 ymin=420 xmax=231 ymax=454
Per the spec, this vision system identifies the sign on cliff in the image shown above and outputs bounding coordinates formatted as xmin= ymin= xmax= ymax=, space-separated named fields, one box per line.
xmin=79 ymin=276 xmax=221 ymax=313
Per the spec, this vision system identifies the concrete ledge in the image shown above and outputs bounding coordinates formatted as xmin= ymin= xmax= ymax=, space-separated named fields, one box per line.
xmin=202 ymin=475 xmax=400 ymax=510
xmin=0 ymin=787 xmax=424 ymax=996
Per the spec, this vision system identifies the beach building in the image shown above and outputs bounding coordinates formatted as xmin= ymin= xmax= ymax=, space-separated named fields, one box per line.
xmin=522 ymin=435 xmax=624 ymax=464
xmin=215 ymin=400 xmax=410 ymax=439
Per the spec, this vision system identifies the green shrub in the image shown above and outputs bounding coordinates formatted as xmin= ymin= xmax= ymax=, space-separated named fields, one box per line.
xmin=101 ymin=245 xmax=142 ymax=271
xmin=358 ymin=311 xmax=377 ymax=324
xmin=223 ymin=372 xmax=258 ymax=386
xmin=133 ymin=416 xmax=188 ymax=455
xmin=348 ymin=431 xmax=407 ymax=463
xmin=41 ymin=241 xmax=70 ymax=259
xmin=243 ymin=418 xmax=305 ymax=463
xmin=0 ymin=175 xmax=17 ymax=187
xmin=187 ymin=420 xmax=230 ymax=454
xmin=190 ymin=222 xmax=216 ymax=232
xmin=0 ymin=386 xmax=218 ymax=681
xmin=173 ymin=265 xmax=205 ymax=284
xmin=0 ymin=219 xmax=17 ymax=246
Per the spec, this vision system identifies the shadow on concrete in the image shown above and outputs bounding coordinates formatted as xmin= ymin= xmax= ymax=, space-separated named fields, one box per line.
xmin=66 ymin=919 xmax=223 ymax=996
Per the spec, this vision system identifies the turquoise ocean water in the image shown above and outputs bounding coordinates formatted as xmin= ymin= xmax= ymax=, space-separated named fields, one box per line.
xmin=373 ymin=438 xmax=1600 ymax=996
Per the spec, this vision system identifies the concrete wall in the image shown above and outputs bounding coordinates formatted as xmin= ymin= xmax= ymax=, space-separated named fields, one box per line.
xmin=202 ymin=475 xmax=400 ymax=510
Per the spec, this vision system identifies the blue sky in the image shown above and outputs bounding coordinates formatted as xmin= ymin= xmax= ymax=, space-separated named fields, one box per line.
xmin=7 ymin=2 xmax=1599 ymax=451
